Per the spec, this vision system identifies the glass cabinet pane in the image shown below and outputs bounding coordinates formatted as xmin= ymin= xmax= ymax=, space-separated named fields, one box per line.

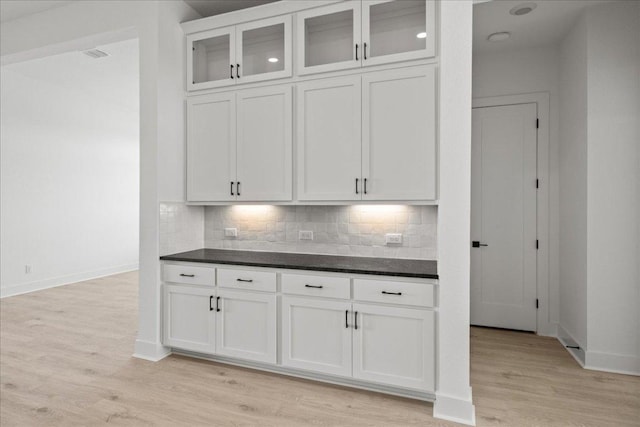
xmin=368 ymin=1 xmax=426 ymax=59
xmin=193 ymin=33 xmax=231 ymax=84
xmin=304 ymin=9 xmax=354 ymax=68
xmin=241 ymin=23 xmax=285 ymax=77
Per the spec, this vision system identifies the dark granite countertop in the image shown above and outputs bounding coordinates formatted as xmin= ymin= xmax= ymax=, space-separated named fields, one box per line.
xmin=160 ymin=248 xmax=438 ymax=279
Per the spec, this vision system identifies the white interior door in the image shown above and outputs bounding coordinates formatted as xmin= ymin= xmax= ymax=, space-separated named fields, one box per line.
xmin=236 ymin=85 xmax=292 ymax=201
xmin=471 ymin=103 xmax=537 ymax=332
xmin=297 ymin=76 xmax=362 ymax=201
xmin=215 ymin=289 xmax=276 ymax=364
xmin=281 ymin=296 xmax=352 ymax=377
xmin=186 ymin=93 xmax=236 ymax=202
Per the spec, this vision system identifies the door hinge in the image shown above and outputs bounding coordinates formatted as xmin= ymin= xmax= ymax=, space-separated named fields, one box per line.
xmin=536 ymin=299 xmax=539 ymax=309
xmin=536 ymin=240 xmax=539 ymax=249
xmin=536 ymin=118 xmax=539 ymax=128
xmin=536 ymin=179 xmax=539 ymax=188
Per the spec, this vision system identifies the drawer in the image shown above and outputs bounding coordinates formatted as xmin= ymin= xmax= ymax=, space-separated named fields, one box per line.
xmin=353 ymin=278 xmax=435 ymax=308
xmin=163 ymin=264 xmax=215 ymax=286
xmin=217 ymin=267 xmax=276 ymax=293
xmin=281 ymin=273 xmax=350 ymax=299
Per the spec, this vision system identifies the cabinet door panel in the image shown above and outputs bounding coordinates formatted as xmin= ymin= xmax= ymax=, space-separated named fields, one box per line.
xmin=236 ymin=85 xmax=292 ymax=201
xmin=187 ymin=93 xmax=236 ymax=202
xmin=187 ymin=26 xmax=236 ymax=91
xmin=216 ymin=290 xmax=276 ymax=364
xmin=361 ymin=0 xmax=436 ymax=66
xmin=282 ymin=296 xmax=352 ymax=377
xmin=297 ymin=76 xmax=362 ymax=201
xmin=362 ymin=66 xmax=436 ymax=200
xmin=352 ymin=303 xmax=434 ymax=391
xmin=163 ymin=285 xmax=216 ymax=354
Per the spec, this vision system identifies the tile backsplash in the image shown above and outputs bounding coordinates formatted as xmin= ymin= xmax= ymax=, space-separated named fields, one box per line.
xmin=159 ymin=203 xmax=204 ymax=256
xmin=204 ymin=205 xmax=437 ymax=260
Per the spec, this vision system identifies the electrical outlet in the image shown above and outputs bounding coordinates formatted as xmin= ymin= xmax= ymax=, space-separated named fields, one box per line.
xmin=299 ymin=230 xmax=314 ymax=240
xmin=25 ymin=265 xmax=31 ymax=274
xmin=224 ymin=228 xmax=238 ymax=237
xmin=385 ymin=233 xmax=403 ymax=245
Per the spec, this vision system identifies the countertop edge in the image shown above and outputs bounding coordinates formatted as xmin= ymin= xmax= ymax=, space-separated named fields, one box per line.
xmin=159 ymin=255 xmax=439 ymax=280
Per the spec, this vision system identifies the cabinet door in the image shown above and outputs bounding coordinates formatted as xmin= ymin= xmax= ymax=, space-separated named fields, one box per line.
xmin=187 ymin=93 xmax=237 ymax=202
xmin=236 ymin=15 xmax=292 ymax=84
xmin=187 ymin=26 xmax=236 ymax=91
xmin=236 ymin=85 xmax=292 ymax=201
xmin=297 ymin=76 xmax=362 ymax=201
xmin=216 ymin=290 xmax=276 ymax=364
xmin=362 ymin=66 xmax=436 ymax=200
xmin=163 ymin=285 xmax=216 ymax=354
xmin=361 ymin=0 xmax=436 ymax=67
xmin=282 ymin=296 xmax=352 ymax=377
xmin=352 ymin=303 xmax=435 ymax=391
xmin=296 ymin=2 xmax=362 ymax=75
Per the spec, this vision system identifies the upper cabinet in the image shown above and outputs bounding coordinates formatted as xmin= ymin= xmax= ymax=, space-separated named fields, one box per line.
xmin=188 ymin=15 xmax=292 ymax=91
xmin=297 ymin=0 xmax=435 ymax=76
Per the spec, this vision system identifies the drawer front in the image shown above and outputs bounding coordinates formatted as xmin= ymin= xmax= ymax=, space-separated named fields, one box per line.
xmin=281 ymin=273 xmax=350 ymax=299
xmin=217 ymin=267 xmax=276 ymax=292
xmin=353 ymin=279 xmax=435 ymax=308
xmin=163 ymin=264 xmax=216 ymax=286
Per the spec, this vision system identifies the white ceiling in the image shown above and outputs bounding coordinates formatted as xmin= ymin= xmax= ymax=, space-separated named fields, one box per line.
xmin=473 ymin=0 xmax=610 ymax=54
xmin=0 ymin=0 xmax=74 ymax=23
xmin=3 ymin=38 xmax=139 ymax=113
xmin=184 ymin=0 xmax=279 ymax=18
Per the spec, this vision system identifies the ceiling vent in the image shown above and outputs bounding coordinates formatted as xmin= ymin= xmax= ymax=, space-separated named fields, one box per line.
xmin=82 ymin=49 xmax=109 ymax=59
xmin=510 ymin=3 xmax=537 ymax=16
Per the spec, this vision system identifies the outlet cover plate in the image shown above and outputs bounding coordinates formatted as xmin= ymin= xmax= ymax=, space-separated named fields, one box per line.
xmin=299 ymin=230 xmax=314 ymax=240
xmin=385 ymin=233 xmax=403 ymax=245
xmin=224 ymin=228 xmax=238 ymax=237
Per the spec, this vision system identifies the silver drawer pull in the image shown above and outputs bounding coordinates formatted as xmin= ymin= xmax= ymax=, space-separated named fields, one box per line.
xmin=180 ymin=274 xmax=195 ymax=277
xmin=381 ymin=291 xmax=402 ymax=296
xmin=236 ymin=278 xmax=253 ymax=283
xmin=304 ymin=284 xmax=323 ymax=289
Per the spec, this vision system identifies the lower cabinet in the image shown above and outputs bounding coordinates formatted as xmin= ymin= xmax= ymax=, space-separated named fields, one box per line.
xmin=163 ymin=284 xmax=216 ymax=354
xmin=352 ymin=303 xmax=435 ymax=391
xmin=216 ymin=289 xmax=277 ymax=364
xmin=281 ymin=296 xmax=435 ymax=392
xmin=281 ymin=296 xmax=352 ymax=376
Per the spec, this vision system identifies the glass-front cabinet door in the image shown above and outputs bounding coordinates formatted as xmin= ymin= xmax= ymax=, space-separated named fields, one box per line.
xmin=188 ymin=26 xmax=236 ymax=91
xmin=296 ymin=2 xmax=362 ymax=75
xmin=362 ymin=0 xmax=435 ymax=66
xmin=236 ymin=15 xmax=291 ymax=84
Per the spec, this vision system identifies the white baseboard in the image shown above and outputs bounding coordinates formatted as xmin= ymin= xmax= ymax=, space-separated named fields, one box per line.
xmin=0 ymin=263 xmax=139 ymax=298
xmin=585 ymin=351 xmax=640 ymax=376
xmin=557 ymin=324 xmax=586 ymax=367
xmin=433 ymin=389 xmax=476 ymax=426
xmin=133 ymin=339 xmax=171 ymax=362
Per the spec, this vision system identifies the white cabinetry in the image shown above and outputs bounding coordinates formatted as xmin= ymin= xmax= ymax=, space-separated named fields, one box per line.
xmin=216 ymin=289 xmax=277 ymax=363
xmin=297 ymin=0 xmax=435 ymax=75
xmin=163 ymin=284 xmax=216 ymax=354
xmin=352 ymin=303 xmax=435 ymax=390
xmin=297 ymin=65 xmax=436 ymax=201
xmin=281 ymin=296 xmax=353 ymax=376
xmin=187 ymin=85 xmax=292 ymax=202
xmin=188 ymin=15 xmax=291 ymax=91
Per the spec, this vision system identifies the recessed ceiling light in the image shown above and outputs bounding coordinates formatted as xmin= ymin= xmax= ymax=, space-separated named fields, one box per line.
xmin=510 ymin=2 xmax=537 ymax=16
xmin=268 ymin=57 xmax=279 ymax=63
xmin=487 ymin=32 xmax=511 ymax=42
xmin=416 ymin=32 xmax=427 ymax=39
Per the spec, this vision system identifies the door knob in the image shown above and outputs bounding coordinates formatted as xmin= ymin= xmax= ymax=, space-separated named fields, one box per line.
xmin=472 ymin=241 xmax=488 ymax=248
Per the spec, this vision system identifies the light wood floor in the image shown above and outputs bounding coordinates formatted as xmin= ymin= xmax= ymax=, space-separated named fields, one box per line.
xmin=1 ymin=272 xmax=638 ymax=426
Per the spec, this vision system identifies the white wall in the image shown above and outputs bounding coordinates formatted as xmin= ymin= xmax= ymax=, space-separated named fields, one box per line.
xmin=0 ymin=39 xmax=139 ymax=298
xmin=559 ymin=12 xmax=589 ymax=350
xmin=0 ymin=58 xmax=138 ymax=295
xmin=473 ymin=45 xmax=561 ymax=334
xmin=0 ymin=0 xmax=200 ymax=360
xmin=584 ymin=1 xmax=640 ymax=373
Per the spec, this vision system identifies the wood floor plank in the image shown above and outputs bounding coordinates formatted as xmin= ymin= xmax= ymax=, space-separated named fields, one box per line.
xmin=1 ymin=271 xmax=639 ymax=426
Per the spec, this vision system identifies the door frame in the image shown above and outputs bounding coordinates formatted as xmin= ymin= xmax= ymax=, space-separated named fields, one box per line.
xmin=472 ymin=92 xmax=553 ymax=336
